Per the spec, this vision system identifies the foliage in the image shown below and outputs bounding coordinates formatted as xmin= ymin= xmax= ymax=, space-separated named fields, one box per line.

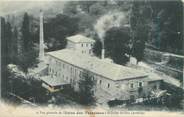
xmin=108 ymin=99 xmax=127 ymax=107
xmin=18 ymin=12 xmax=38 ymax=73
xmin=44 ymin=14 xmax=79 ymax=51
xmin=17 ymin=48 xmax=38 ymax=73
xmin=63 ymin=0 xmax=183 ymax=58
xmin=7 ymin=74 xmax=50 ymax=104
xmin=93 ymin=39 xmax=102 ymax=58
xmin=130 ymin=1 xmax=152 ymax=63
xmin=4 ymin=22 xmax=12 ymax=64
xmin=78 ymin=70 xmax=96 ymax=105
xmin=105 ymin=27 xmax=130 ymax=65
xmin=150 ymin=0 xmax=183 ymax=54
xmin=1 ymin=21 xmax=16 ymax=97
xmin=21 ymin=13 xmax=32 ymax=50
xmin=11 ymin=27 xmax=19 ymax=64
xmin=1 ymin=17 xmax=8 ymax=97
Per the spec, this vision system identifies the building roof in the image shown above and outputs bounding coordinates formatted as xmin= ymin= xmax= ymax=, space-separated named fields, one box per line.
xmin=146 ymin=73 xmax=163 ymax=82
xmin=46 ymin=49 xmax=148 ymax=81
xmin=66 ymin=34 xmax=95 ymax=43
xmin=40 ymin=76 xmax=69 ymax=86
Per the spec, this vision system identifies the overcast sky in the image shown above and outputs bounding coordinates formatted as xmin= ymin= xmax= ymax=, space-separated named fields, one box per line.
xmin=0 ymin=0 xmax=66 ymax=16
xmin=0 ymin=0 xmax=183 ymax=16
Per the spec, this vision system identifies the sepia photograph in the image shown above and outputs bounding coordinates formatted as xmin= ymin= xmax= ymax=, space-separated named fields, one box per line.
xmin=0 ymin=0 xmax=184 ymax=116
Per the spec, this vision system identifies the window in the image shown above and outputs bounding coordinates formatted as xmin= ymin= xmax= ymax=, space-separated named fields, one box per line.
xmin=130 ymin=83 xmax=134 ymax=88
xmin=130 ymin=95 xmax=135 ymax=102
xmin=67 ymin=65 xmax=69 ymax=70
xmin=92 ymin=76 xmax=94 ymax=81
xmin=138 ymin=82 xmax=143 ymax=87
xmin=81 ymin=43 xmax=83 ymax=47
xmin=63 ymin=64 xmax=65 ymax=69
xmin=108 ymin=83 xmax=110 ymax=88
xmin=79 ymin=71 xmax=82 ymax=77
xmin=70 ymin=79 xmax=72 ymax=83
xmin=91 ymin=44 xmax=93 ymax=47
xmin=86 ymin=44 xmax=88 ymax=47
xmin=89 ymin=49 xmax=92 ymax=54
xmin=153 ymin=85 xmax=157 ymax=90
xmin=99 ymin=80 xmax=102 ymax=84
xmin=71 ymin=67 xmax=72 ymax=73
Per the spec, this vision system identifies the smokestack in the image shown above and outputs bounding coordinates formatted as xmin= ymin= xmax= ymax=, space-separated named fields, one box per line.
xmin=101 ymin=49 xmax=105 ymax=59
xmin=101 ymin=40 xmax=105 ymax=59
xmin=39 ymin=10 xmax=44 ymax=61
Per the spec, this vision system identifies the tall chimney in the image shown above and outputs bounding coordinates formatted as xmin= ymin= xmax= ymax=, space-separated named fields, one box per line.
xmin=101 ymin=49 xmax=105 ymax=59
xmin=101 ymin=40 xmax=105 ymax=59
xmin=39 ymin=10 xmax=44 ymax=61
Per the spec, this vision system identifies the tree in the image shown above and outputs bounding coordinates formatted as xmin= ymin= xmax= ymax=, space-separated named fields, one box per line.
xmin=1 ymin=18 xmax=10 ymax=97
xmin=78 ymin=70 xmax=96 ymax=105
xmin=44 ymin=14 xmax=79 ymax=51
xmin=104 ymin=27 xmax=130 ymax=65
xmin=4 ymin=22 xmax=12 ymax=64
xmin=132 ymin=40 xmax=146 ymax=63
xmin=63 ymin=1 xmax=79 ymax=16
xmin=150 ymin=0 xmax=183 ymax=54
xmin=11 ymin=27 xmax=19 ymax=64
xmin=18 ymin=12 xmax=38 ymax=73
xmin=93 ymin=39 xmax=102 ymax=58
xmin=130 ymin=1 xmax=152 ymax=63
xmin=21 ymin=13 xmax=32 ymax=51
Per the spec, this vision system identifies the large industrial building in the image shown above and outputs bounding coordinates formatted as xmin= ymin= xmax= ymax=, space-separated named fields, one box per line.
xmin=38 ymin=11 xmax=162 ymax=103
xmin=40 ymin=34 xmax=162 ymax=102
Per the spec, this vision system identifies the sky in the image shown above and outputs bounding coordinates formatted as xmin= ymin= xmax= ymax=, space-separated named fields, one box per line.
xmin=0 ymin=0 xmax=66 ymax=16
xmin=0 ymin=0 xmax=184 ymax=16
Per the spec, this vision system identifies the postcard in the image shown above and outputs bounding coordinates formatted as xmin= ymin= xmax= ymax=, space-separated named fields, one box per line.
xmin=0 ymin=0 xmax=183 ymax=117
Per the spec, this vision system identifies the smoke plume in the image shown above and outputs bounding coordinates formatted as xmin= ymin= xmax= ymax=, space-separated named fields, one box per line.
xmin=94 ymin=11 xmax=127 ymax=48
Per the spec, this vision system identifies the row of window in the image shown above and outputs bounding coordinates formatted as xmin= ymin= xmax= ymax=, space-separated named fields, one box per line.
xmin=50 ymin=66 xmax=78 ymax=78
xmin=81 ymin=49 xmax=92 ymax=54
xmin=50 ymin=65 xmax=111 ymax=89
xmin=50 ymin=58 xmax=144 ymax=90
xmin=49 ymin=69 xmax=75 ymax=83
xmin=129 ymin=82 xmax=143 ymax=89
xmin=81 ymin=43 xmax=93 ymax=47
xmin=50 ymin=66 xmax=143 ymax=90
xmin=52 ymin=59 xmax=78 ymax=74
xmin=99 ymin=80 xmax=110 ymax=88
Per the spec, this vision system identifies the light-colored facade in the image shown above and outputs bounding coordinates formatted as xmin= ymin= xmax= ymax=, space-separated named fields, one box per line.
xmin=66 ymin=34 xmax=95 ymax=55
xmin=43 ymin=35 xmax=163 ymax=101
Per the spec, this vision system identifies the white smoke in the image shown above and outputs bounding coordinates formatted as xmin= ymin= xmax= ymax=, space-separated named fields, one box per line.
xmin=94 ymin=11 xmax=127 ymax=48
